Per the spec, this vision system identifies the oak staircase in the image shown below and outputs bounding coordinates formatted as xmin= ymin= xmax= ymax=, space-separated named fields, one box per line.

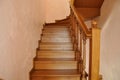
xmin=30 ymin=25 xmax=81 ymax=80
xmin=30 ymin=0 xmax=104 ymax=80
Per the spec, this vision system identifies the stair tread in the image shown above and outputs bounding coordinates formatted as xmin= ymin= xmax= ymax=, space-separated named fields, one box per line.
xmin=42 ymin=35 xmax=70 ymax=38
xmin=37 ymin=51 xmax=75 ymax=58
xmin=30 ymin=25 xmax=80 ymax=79
xmin=42 ymin=37 xmax=71 ymax=38
xmin=40 ymin=42 xmax=72 ymax=45
xmin=38 ymin=50 xmax=75 ymax=52
xmin=31 ymin=69 xmax=80 ymax=76
xmin=45 ymin=25 xmax=69 ymax=28
xmin=42 ymin=32 xmax=70 ymax=36
xmin=44 ymin=28 xmax=69 ymax=30
xmin=34 ymin=58 xmax=75 ymax=61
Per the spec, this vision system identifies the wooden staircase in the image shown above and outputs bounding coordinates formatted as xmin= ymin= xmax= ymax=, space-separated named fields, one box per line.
xmin=30 ymin=25 xmax=81 ymax=80
xmin=30 ymin=0 xmax=103 ymax=79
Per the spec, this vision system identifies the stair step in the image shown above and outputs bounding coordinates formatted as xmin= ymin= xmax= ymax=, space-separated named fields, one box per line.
xmin=45 ymin=25 xmax=69 ymax=28
xmin=42 ymin=33 xmax=70 ymax=37
xmin=39 ymin=42 xmax=73 ymax=51
xmin=34 ymin=58 xmax=77 ymax=70
xmin=41 ymin=37 xmax=71 ymax=42
xmin=30 ymin=25 xmax=81 ymax=80
xmin=37 ymin=51 xmax=75 ymax=58
xmin=43 ymin=26 xmax=69 ymax=33
xmin=44 ymin=27 xmax=69 ymax=31
xmin=31 ymin=69 xmax=80 ymax=76
xmin=35 ymin=58 xmax=75 ymax=61
xmin=31 ymin=69 xmax=80 ymax=80
xmin=43 ymin=30 xmax=69 ymax=34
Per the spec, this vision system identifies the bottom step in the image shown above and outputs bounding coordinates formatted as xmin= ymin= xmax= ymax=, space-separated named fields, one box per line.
xmin=31 ymin=76 xmax=80 ymax=80
xmin=30 ymin=69 xmax=80 ymax=80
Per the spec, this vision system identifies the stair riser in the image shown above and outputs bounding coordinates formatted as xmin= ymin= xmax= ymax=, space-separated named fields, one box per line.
xmin=34 ymin=61 xmax=77 ymax=70
xmin=31 ymin=76 xmax=80 ymax=80
xmin=37 ymin=54 xmax=74 ymax=59
xmin=39 ymin=45 xmax=73 ymax=50
xmin=37 ymin=51 xmax=75 ymax=58
xmin=41 ymin=37 xmax=71 ymax=42
xmin=45 ymin=26 xmax=69 ymax=28
xmin=44 ymin=28 xmax=69 ymax=31
xmin=30 ymin=25 xmax=81 ymax=80
xmin=43 ymin=30 xmax=69 ymax=34
xmin=42 ymin=33 xmax=70 ymax=38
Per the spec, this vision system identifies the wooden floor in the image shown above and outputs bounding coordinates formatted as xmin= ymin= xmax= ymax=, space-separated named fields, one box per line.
xmin=30 ymin=25 xmax=81 ymax=80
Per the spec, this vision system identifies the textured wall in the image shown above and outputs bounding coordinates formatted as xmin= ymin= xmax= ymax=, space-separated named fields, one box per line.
xmin=98 ymin=0 xmax=120 ymax=80
xmin=45 ymin=0 xmax=70 ymax=23
xmin=0 ymin=0 xmax=45 ymax=80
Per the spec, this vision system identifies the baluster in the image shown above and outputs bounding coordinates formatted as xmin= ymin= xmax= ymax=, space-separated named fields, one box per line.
xmin=74 ymin=19 xmax=78 ymax=60
xmin=82 ymin=35 xmax=87 ymax=80
xmin=72 ymin=15 xmax=76 ymax=51
xmin=76 ymin=24 xmax=82 ymax=72
xmin=70 ymin=11 xmax=75 ymax=46
xmin=80 ymin=29 xmax=83 ymax=59
xmin=75 ymin=22 xmax=79 ymax=60
xmin=70 ymin=10 xmax=73 ymax=40
xmin=78 ymin=29 xmax=83 ymax=73
xmin=76 ymin=21 xmax=78 ymax=42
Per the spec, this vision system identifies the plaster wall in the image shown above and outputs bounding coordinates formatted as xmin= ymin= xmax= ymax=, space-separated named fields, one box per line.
xmin=0 ymin=0 xmax=45 ymax=80
xmin=98 ymin=0 xmax=120 ymax=80
xmin=45 ymin=0 xmax=70 ymax=23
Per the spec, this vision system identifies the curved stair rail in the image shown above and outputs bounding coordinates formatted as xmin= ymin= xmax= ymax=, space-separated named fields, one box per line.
xmin=70 ymin=0 xmax=101 ymax=80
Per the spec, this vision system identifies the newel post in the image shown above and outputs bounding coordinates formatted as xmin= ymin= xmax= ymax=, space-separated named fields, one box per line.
xmin=89 ymin=21 xmax=101 ymax=80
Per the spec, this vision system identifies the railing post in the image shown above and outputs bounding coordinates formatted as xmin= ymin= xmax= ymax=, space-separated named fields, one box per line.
xmin=89 ymin=21 xmax=100 ymax=80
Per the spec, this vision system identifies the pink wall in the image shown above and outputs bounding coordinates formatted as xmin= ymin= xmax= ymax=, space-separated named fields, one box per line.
xmin=98 ymin=0 xmax=120 ymax=80
xmin=1 ymin=0 xmax=119 ymax=80
xmin=0 ymin=0 xmax=45 ymax=80
xmin=45 ymin=0 xmax=70 ymax=23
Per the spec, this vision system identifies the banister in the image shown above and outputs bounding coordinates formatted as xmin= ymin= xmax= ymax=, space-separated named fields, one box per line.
xmin=69 ymin=0 xmax=101 ymax=80
xmin=70 ymin=1 xmax=92 ymax=38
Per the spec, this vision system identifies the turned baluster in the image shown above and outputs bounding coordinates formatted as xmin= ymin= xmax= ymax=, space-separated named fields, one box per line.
xmin=75 ymin=22 xmax=80 ymax=61
xmin=70 ymin=10 xmax=75 ymax=45
xmin=81 ymin=35 xmax=87 ymax=80
xmin=77 ymin=29 xmax=83 ymax=73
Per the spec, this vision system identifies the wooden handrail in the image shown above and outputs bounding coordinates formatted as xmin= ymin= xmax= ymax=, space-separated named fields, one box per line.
xmin=69 ymin=0 xmax=101 ymax=80
xmin=70 ymin=1 xmax=92 ymax=38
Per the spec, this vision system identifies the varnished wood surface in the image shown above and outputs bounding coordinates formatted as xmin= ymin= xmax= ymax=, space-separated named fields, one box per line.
xmin=34 ymin=58 xmax=75 ymax=61
xmin=30 ymin=24 xmax=81 ymax=80
xmin=70 ymin=1 xmax=101 ymax=80
xmin=74 ymin=0 xmax=104 ymax=8
xmin=45 ymin=25 xmax=69 ymax=28
xmin=39 ymin=42 xmax=72 ymax=45
xmin=76 ymin=8 xmax=100 ymax=20
xmin=34 ymin=60 xmax=77 ymax=70
xmin=71 ymin=0 xmax=104 ymax=21
xmin=41 ymin=37 xmax=71 ymax=43
xmin=42 ymin=33 xmax=70 ymax=38
xmin=37 ymin=51 xmax=75 ymax=58
xmin=70 ymin=3 xmax=92 ymax=37
xmin=89 ymin=27 xmax=100 ymax=80
xmin=31 ymin=69 xmax=80 ymax=76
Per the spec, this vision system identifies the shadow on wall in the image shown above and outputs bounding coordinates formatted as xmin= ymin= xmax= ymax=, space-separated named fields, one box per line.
xmin=98 ymin=0 xmax=117 ymax=28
